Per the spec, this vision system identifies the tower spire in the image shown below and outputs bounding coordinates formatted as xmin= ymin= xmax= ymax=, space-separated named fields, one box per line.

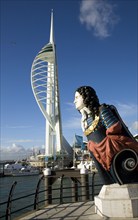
xmin=49 ymin=9 xmax=54 ymax=44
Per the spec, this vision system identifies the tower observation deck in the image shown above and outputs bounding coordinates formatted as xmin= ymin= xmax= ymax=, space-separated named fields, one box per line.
xmin=31 ymin=11 xmax=72 ymax=164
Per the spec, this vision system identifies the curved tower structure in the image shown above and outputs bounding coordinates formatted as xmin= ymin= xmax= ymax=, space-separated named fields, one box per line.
xmin=31 ymin=11 xmax=63 ymax=159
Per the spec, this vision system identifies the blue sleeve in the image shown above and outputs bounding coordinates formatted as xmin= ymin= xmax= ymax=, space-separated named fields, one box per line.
xmin=100 ymin=105 xmax=119 ymax=129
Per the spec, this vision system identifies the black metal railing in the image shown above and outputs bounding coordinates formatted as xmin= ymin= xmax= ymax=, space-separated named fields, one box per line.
xmin=0 ymin=172 xmax=103 ymax=220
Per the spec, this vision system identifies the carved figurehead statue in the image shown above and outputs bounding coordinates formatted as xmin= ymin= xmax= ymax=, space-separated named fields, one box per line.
xmin=74 ymin=86 xmax=138 ymax=185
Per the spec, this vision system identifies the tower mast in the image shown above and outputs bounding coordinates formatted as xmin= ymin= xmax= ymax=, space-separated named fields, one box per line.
xmin=31 ymin=10 xmax=63 ymax=161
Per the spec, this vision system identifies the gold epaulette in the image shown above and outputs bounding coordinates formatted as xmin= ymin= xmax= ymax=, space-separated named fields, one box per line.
xmin=84 ymin=115 xmax=99 ymax=136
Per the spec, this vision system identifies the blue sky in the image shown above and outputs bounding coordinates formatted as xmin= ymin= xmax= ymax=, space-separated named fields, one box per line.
xmin=1 ymin=0 xmax=138 ymax=160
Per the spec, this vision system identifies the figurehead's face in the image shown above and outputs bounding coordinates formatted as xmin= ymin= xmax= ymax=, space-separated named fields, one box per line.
xmin=74 ymin=91 xmax=85 ymax=111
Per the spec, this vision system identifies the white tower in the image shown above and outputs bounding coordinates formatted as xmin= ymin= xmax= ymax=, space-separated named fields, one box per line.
xmin=31 ymin=11 xmax=63 ymax=159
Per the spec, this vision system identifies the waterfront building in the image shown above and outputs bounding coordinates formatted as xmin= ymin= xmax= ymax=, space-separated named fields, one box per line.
xmin=29 ymin=155 xmax=45 ymax=169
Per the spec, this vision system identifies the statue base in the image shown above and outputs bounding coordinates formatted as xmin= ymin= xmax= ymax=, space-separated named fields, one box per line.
xmin=95 ymin=183 xmax=138 ymax=218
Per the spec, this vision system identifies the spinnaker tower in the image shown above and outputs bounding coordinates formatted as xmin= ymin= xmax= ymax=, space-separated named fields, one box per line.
xmin=31 ymin=11 xmax=72 ymax=164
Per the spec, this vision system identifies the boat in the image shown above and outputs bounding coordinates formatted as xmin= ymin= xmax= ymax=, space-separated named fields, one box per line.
xmin=4 ymin=161 xmax=40 ymax=176
xmin=11 ymin=168 xmax=40 ymax=176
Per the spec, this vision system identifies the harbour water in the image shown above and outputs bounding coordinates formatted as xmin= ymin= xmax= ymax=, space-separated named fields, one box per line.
xmin=0 ymin=174 xmax=43 ymax=219
xmin=0 ymin=171 xmax=102 ymax=220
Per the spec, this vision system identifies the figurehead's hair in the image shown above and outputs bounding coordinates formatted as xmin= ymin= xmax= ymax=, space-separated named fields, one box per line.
xmin=75 ymin=86 xmax=100 ymax=119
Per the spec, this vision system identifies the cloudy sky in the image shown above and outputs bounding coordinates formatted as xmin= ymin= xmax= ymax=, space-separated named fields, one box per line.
xmin=1 ymin=0 xmax=138 ymax=160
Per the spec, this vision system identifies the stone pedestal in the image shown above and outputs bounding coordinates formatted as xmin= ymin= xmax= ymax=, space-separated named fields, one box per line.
xmin=95 ymin=183 xmax=138 ymax=218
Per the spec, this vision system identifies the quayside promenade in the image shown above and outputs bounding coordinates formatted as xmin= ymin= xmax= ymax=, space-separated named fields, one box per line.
xmin=17 ymin=201 xmax=138 ymax=220
xmin=1 ymin=169 xmax=138 ymax=220
xmin=0 ymin=169 xmax=101 ymax=220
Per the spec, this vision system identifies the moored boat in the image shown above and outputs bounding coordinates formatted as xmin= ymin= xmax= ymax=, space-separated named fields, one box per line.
xmin=4 ymin=161 xmax=40 ymax=176
xmin=11 ymin=168 xmax=40 ymax=176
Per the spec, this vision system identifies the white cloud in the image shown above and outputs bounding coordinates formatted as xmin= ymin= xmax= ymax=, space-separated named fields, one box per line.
xmin=115 ymin=103 xmax=137 ymax=118
xmin=79 ymin=0 xmax=119 ymax=38
xmin=132 ymin=121 xmax=138 ymax=130
xmin=0 ymin=143 xmax=44 ymax=160
xmin=109 ymin=102 xmax=138 ymax=135
xmin=0 ymin=144 xmax=26 ymax=160
xmin=130 ymin=121 xmax=138 ymax=135
xmin=2 ymin=144 xmax=25 ymax=153
xmin=6 ymin=125 xmax=32 ymax=129
xmin=7 ymin=139 xmax=41 ymax=143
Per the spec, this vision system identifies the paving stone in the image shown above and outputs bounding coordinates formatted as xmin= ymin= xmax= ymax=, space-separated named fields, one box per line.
xmin=18 ymin=201 xmax=138 ymax=220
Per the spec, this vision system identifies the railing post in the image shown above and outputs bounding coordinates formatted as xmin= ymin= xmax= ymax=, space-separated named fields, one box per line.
xmin=6 ymin=181 xmax=17 ymax=220
xmin=80 ymin=173 xmax=89 ymax=201
xmin=71 ymin=177 xmax=79 ymax=202
xmin=34 ymin=175 xmax=44 ymax=210
xmin=44 ymin=176 xmax=53 ymax=205
xmin=60 ymin=175 xmax=64 ymax=204
xmin=92 ymin=172 xmax=96 ymax=200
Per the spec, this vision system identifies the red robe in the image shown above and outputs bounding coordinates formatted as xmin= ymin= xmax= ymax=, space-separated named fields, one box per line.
xmin=87 ymin=122 xmax=138 ymax=171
